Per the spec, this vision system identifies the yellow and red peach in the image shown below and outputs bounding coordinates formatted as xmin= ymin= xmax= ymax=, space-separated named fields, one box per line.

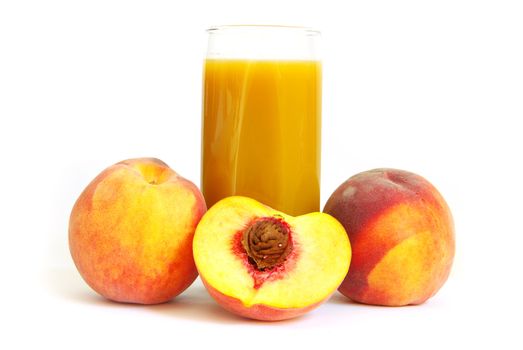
xmin=193 ymin=196 xmax=351 ymax=321
xmin=324 ymin=168 xmax=455 ymax=306
xmin=69 ymin=158 xmax=206 ymax=304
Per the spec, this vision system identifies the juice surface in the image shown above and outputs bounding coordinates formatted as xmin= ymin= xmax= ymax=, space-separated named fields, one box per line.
xmin=202 ymin=59 xmax=321 ymax=216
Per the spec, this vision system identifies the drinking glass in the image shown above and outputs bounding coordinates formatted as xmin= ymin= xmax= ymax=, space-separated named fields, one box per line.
xmin=202 ymin=25 xmax=321 ymax=216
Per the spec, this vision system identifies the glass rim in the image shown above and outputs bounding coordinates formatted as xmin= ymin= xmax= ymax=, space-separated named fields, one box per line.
xmin=206 ymin=25 xmax=321 ymax=36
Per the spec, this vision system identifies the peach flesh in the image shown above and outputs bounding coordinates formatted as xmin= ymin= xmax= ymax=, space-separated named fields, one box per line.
xmin=193 ymin=196 xmax=351 ymax=320
xmin=201 ymin=277 xmax=326 ymax=321
xmin=205 ymin=215 xmax=329 ymax=321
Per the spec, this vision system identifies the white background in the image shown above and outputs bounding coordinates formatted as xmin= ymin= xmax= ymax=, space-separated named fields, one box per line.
xmin=1 ymin=0 xmax=522 ymax=348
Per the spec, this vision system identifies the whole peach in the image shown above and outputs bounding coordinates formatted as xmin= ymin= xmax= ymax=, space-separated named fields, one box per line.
xmin=324 ymin=168 xmax=455 ymax=306
xmin=69 ymin=158 xmax=206 ymax=304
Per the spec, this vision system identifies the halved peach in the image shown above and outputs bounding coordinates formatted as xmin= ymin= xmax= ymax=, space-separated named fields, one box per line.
xmin=193 ymin=196 xmax=351 ymax=321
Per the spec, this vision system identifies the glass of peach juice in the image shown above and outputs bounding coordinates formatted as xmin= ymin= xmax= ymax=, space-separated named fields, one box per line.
xmin=202 ymin=25 xmax=321 ymax=216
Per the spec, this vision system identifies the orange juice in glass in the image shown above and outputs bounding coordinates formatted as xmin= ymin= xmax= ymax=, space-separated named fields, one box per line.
xmin=202 ymin=26 xmax=321 ymax=216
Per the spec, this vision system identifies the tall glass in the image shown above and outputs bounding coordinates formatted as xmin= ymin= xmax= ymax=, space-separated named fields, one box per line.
xmin=202 ymin=25 xmax=321 ymax=216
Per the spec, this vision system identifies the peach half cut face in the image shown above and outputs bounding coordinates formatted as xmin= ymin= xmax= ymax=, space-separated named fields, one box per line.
xmin=193 ymin=196 xmax=351 ymax=321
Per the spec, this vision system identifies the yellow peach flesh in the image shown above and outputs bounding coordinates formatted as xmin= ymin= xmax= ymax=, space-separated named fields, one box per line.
xmin=193 ymin=196 xmax=351 ymax=310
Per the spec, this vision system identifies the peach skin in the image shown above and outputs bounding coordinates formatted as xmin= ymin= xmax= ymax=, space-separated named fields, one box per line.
xmin=324 ymin=168 xmax=455 ymax=306
xmin=69 ymin=158 xmax=206 ymax=304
